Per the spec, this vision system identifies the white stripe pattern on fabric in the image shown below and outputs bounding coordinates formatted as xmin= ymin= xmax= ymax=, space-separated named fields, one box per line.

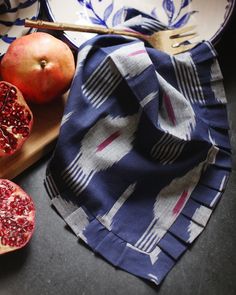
xmin=62 ymin=152 xmax=82 ymax=180
xmin=140 ymin=91 xmax=158 ymax=108
xmin=141 ymin=22 xmax=165 ymax=32
xmin=82 ymin=42 xmax=153 ymax=109
xmin=83 ymin=59 xmax=108 ymax=92
xmin=74 ymin=171 xmax=95 ymax=196
xmin=187 ymin=221 xmax=203 ymax=243
xmin=149 ymin=246 xmax=162 ymax=265
xmin=163 ymin=141 xmax=186 ymax=165
xmin=135 ymin=218 xmax=157 ymax=248
xmin=127 ymin=243 xmax=162 ymax=266
xmin=208 ymin=130 xmax=217 ymax=146
xmin=61 ymin=111 xmax=74 ymax=126
xmin=219 ymin=175 xmax=227 ymax=191
xmin=61 ymin=114 xmax=140 ymax=197
xmin=98 ymin=183 xmax=136 ymax=230
xmin=171 ymin=53 xmax=205 ymax=104
xmin=65 ymin=207 xmax=90 ymax=242
xmin=44 ymin=174 xmax=59 ymax=199
xmin=151 ymin=133 xmax=186 ymax=165
xmin=82 ymin=58 xmax=122 ymax=108
xmin=134 ymin=146 xmax=218 ymax=252
xmin=110 ymin=42 xmax=153 ymax=78
xmin=63 ymin=165 xmax=83 ymax=187
xmin=151 ymin=133 xmax=169 ymax=154
xmin=121 ymin=15 xmax=166 ymax=33
xmin=210 ymin=60 xmax=227 ymax=104
xmin=209 ymin=175 xmax=227 ymax=207
xmin=93 ymin=74 xmax=122 ymax=108
xmin=156 ymin=72 xmax=196 ymax=140
xmin=210 ymin=191 xmax=221 ymax=207
xmin=191 ymin=205 xmax=212 ymax=227
xmin=205 ymin=41 xmax=217 ymax=58
xmin=177 ymin=55 xmax=196 ymax=103
xmin=141 ymin=18 xmax=166 ymax=31
xmin=83 ymin=61 xmax=111 ymax=96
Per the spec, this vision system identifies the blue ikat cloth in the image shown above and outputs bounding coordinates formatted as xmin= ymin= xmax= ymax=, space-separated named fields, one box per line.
xmin=44 ymin=10 xmax=232 ymax=285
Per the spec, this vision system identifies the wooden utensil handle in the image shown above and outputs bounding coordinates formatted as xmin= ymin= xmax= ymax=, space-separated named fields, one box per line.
xmin=24 ymin=19 xmax=146 ymax=40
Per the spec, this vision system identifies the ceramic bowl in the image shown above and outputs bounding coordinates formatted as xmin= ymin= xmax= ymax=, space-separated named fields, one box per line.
xmin=0 ymin=0 xmax=40 ymax=57
xmin=44 ymin=0 xmax=236 ymax=50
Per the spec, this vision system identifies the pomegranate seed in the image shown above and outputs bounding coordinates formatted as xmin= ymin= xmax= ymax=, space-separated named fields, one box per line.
xmin=0 ymin=179 xmax=35 ymax=254
xmin=0 ymin=81 xmax=33 ymax=156
xmin=1 ymin=237 xmax=8 ymax=246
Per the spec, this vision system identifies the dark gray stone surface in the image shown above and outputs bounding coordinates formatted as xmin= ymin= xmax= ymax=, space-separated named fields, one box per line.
xmin=1 ymin=15 xmax=236 ymax=295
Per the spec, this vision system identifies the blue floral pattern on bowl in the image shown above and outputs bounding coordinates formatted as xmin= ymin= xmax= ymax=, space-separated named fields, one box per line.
xmin=77 ymin=0 xmax=125 ymax=27
xmin=77 ymin=0 xmax=198 ymax=28
xmin=45 ymin=0 xmax=236 ymax=50
xmin=156 ymin=0 xmax=197 ymax=28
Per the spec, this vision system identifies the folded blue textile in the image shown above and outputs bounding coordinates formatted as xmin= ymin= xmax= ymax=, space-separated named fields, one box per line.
xmin=44 ymin=11 xmax=231 ymax=285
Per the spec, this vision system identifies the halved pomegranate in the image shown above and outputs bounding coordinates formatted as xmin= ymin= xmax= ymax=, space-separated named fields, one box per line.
xmin=0 ymin=81 xmax=33 ymax=157
xmin=0 ymin=179 xmax=35 ymax=254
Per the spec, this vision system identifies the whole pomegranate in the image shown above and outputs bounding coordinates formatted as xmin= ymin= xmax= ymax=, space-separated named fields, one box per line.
xmin=1 ymin=32 xmax=75 ymax=104
xmin=0 ymin=81 xmax=33 ymax=157
xmin=0 ymin=179 xmax=35 ymax=254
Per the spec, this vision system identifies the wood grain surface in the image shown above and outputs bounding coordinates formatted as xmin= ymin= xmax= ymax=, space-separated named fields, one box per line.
xmin=0 ymin=95 xmax=67 ymax=180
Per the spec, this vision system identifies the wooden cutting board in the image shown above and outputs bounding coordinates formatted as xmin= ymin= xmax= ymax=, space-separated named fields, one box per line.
xmin=0 ymin=94 xmax=67 ymax=180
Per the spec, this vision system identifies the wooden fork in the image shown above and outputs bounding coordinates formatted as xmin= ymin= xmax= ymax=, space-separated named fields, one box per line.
xmin=25 ymin=19 xmax=197 ymax=55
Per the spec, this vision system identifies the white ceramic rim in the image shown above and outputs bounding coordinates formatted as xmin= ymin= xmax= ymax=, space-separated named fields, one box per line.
xmin=210 ymin=0 xmax=236 ymax=44
xmin=43 ymin=0 xmax=236 ymax=49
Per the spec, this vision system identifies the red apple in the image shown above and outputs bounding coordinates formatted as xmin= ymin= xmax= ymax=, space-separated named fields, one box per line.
xmin=1 ymin=32 xmax=75 ymax=104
